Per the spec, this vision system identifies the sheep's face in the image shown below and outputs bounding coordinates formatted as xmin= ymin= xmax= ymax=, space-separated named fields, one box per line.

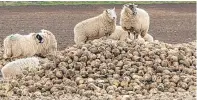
xmin=106 ymin=8 xmax=117 ymax=20
xmin=33 ymin=33 xmax=44 ymax=44
xmin=36 ymin=34 xmax=44 ymax=43
xmin=124 ymin=4 xmax=138 ymax=15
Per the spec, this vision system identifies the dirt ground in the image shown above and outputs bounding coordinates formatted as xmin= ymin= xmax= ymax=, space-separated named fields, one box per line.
xmin=0 ymin=3 xmax=195 ymax=50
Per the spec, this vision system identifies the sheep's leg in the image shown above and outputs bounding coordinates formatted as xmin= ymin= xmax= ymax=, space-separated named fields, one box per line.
xmin=11 ymin=54 xmax=20 ymax=61
xmin=141 ymin=30 xmax=148 ymax=38
xmin=3 ymin=54 xmax=9 ymax=60
xmin=10 ymin=56 xmax=18 ymax=61
xmin=9 ymin=55 xmax=17 ymax=61
xmin=134 ymin=34 xmax=139 ymax=39
xmin=10 ymin=57 xmax=13 ymax=61
xmin=134 ymin=31 xmax=139 ymax=39
xmin=74 ymin=34 xmax=86 ymax=45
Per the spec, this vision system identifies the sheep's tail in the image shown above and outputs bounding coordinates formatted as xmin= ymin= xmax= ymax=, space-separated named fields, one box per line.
xmin=3 ymin=35 xmax=14 ymax=59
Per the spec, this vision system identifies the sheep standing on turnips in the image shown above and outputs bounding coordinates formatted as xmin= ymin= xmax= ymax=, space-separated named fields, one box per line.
xmin=74 ymin=7 xmax=117 ymax=45
xmin=120 ymin=3 xmax=150 ymax=39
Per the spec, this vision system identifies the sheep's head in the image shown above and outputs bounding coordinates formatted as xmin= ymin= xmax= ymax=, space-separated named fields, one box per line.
xmin=105 ymin=7 xmax=117 ymax=21
xmin=32 ymin=33 xmax=44 ymax=44
xmin=124 ymin=3 xmax=138 ymax=15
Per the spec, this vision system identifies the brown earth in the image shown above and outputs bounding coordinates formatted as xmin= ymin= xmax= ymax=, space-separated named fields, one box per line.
xmin=0 ymin=3 xmax=195 ymax=50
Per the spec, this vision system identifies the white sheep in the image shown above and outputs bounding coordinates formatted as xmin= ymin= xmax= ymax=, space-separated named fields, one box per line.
xmin=130 ymin=33 xmax=154 ymax=42
xmin=120 ymin=4 xmax=150 ymax=39
xmin=109 ymin=26 xmax=153 ymax=42
xmin=3 ymin=29 xmax=57 ymax=59
xmin=74 ymin=8 xmax=117 ymax=45
xmin=141 ymin=33 xmax=153 ymax=42
xmin=1 ymin=57 xmax=40 ymax=79
xmin=109 ymin=25 xmax=130 ymax=41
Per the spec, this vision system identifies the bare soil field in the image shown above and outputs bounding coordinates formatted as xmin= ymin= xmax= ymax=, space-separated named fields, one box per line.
xmin=0 ymin=4 xmax=195 ymax=50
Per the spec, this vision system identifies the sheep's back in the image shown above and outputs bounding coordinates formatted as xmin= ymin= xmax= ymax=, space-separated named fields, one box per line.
xmin=136 ymin=8 xmax=150 ymax=29
xmin=75 ymin=16 xmax=101 ymax=36
xmin=5 ymin=57 xmax=39 ymax=69
xmin=120 ymin=8 xmax=133 ymax=30
xmin=1 ymin=57 xmax=39 ymax=79
xmin=21 ymin=37 xmax=38 ymax=56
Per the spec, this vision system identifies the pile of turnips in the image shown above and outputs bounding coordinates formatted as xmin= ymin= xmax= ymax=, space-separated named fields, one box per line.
xmin=0 ymin=38 xmax=195 ymax=99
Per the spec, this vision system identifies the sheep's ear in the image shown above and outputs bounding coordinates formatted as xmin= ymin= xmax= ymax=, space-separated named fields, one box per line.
xmin=106 ymin=9 xmax=108 ymax=13
xmin=47 ymin=31 xmax=52 ymax=35
xmin=44 ymin=30 xmax=52 ymax=35
xmin=106 ymin=9 xmax=110 ymax=13
xmin=41 ymin=29 xmax=49 ymax=35
xmin=113 ymin=7 xmax=115 ymax=10
xmin=32 ymin=33 xmax=37 ymax=38
xmin=32 ymin=33 xmax=39 ymax=40
xmin=41 ymin=29 xmax=46 ymax=33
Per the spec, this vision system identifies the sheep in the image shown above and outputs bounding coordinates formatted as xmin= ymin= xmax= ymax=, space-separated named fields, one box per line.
xmin=109 ymin=25 xmax=130 ymax=41
xmin=141 ymin=33 xmax=153 ymax=42
xmin=130 ymin=33 xmax=154 ymax=42
xmin=3 ymin=29 xmax=57 ymax=59
xmin=74 ymin=8 xmax=117 ymax=45
xmin=1 ymin=57 xmax=40 ymax=79
xmin=120 ymin=3 xmax=150 ymax=39
xmin=109 ymin=26 xmax=153 ymax=43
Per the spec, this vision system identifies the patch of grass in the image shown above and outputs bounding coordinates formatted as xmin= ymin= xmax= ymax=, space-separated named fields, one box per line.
xmin=0 ymin=1 xmax=195 ymax=6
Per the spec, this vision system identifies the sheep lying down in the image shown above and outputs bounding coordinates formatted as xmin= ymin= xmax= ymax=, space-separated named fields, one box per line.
xmin=109 ymin=26 xmax=129 ymax=41
xmin=3 ymin=29 xmax=57 ymax=59
xmin=1 ymin=57 xmax=40 ymax=80
xmin=109 ymin=26 xmax=153 ymax=42
xmin=130 ymin=32 xmax=154 ymax=42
